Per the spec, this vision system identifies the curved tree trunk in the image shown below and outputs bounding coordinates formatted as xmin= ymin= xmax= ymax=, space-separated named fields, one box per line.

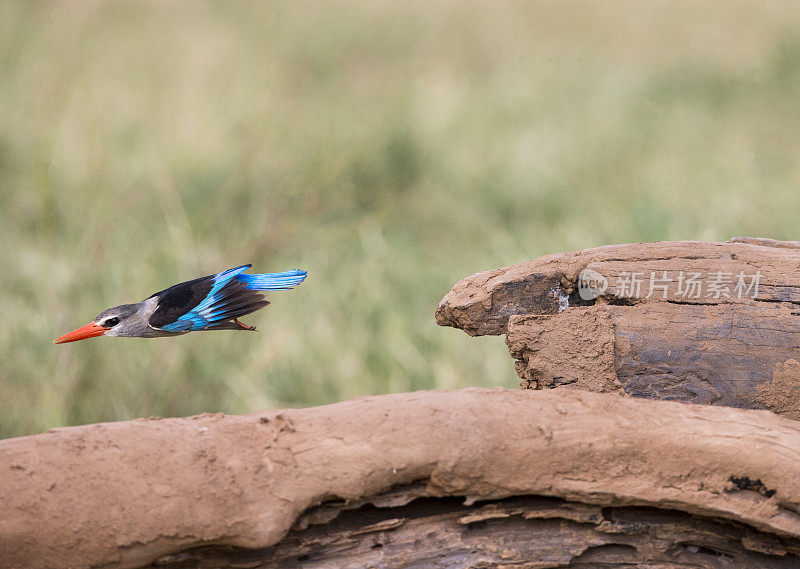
xmin=3 ymin=388 xmax=800 ymax=569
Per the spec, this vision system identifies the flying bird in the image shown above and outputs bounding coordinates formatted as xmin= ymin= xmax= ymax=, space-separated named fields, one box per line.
xmin=54 ymin=265 xmax=307 ymax=344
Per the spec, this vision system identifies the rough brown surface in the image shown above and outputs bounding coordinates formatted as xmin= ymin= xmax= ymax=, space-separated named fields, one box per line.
xmin=437 ymin=239 xmax=800 ymax=415
xmin=4 ymin=388 xmax=800 ymax=569
xmin=508 ymin=302 xmax=800 ymax=411
xmin=436 ymin=239 xmax=800 ymax=336
xmin=150 ymin=496 xmax=800 ymax=568
xmin=507 ymin=310 xmax=620 ymax=394
xmin=757 ymin=359 xmax=800 ymax=420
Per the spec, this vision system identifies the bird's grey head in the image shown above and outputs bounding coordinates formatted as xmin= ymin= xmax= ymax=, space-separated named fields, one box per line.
xmin=94 ymin=304 xmax=141 ymax=337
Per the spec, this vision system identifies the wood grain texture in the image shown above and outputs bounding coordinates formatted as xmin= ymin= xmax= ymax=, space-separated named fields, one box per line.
xmin=436 ymin=239 xmax=800 ymax=336
xmin=149 ymin=495 xmax=800 ymax=568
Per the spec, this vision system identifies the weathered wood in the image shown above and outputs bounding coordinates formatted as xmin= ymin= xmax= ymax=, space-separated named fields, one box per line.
xmin=437 ymin=239 xmax=800 ymax=416
xmin=507 ymin=303 xmax=800 ymax=416
xmin=149 ymin=495 xmax=800 ymax=568
xmin=5 ymin=389 xmax=800 ymax=569
xmin=436 ymin=239 xmax=800 ymax=336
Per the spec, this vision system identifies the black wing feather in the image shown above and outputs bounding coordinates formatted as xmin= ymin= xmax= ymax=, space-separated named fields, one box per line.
xmin=148 ymin=274 xmax=215 ymax=328
xmin=150 ymin=277 xmax=270 ymax=330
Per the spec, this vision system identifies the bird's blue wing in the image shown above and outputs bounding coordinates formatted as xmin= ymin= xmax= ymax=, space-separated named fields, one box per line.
xmin=157 ymin=265 xmax=253 ymax=332
xmin=155 ymin=265 xmax=306 ymax=332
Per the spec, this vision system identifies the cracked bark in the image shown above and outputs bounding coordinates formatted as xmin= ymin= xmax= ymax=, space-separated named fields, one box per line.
xmin=149 ymin=496 xmax=800 ymax=568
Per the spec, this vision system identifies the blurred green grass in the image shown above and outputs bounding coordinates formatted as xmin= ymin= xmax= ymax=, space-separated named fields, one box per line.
xmin=2 ymin=1 xmax=800 ymax=438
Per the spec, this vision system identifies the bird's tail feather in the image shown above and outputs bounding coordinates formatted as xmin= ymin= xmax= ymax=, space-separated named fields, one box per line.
xmin=236 ymin=269 xmax=307 ymax=291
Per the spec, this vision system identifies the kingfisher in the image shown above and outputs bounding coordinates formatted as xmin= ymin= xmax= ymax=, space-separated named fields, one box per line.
xmin=54 ymin=265 xmax=307 ymax=344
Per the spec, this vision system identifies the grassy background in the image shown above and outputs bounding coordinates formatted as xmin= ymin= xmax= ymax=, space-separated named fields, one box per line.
xmin=2 ymin=2 xmax=800 ymax=438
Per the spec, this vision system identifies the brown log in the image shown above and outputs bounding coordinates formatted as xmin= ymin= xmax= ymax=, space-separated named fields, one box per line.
xmin=149 ymin=494 xmax=800 ymax=568
xmin=436 ymin=239 xmax=800 ymax=416
xmin=507 ymin=303 xmax=800 ymax=416
xmin=4 ymin=389 xmax=800 ymax=568
xmin=435 ymin=239 xmax=800 ymax=337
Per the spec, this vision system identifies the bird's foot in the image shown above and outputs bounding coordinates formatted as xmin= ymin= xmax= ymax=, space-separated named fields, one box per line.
xmin=233 ymin=318 xmax=257 ymax=331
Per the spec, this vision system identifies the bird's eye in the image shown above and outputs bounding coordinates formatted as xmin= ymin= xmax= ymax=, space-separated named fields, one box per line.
xmin=103 ymin=317 xmax=120 ymax=327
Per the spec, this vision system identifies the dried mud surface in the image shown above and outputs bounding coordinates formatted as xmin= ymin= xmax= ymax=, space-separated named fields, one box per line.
xmin=758 ymin=359 xmax=800 ymax=420
xmin=4 ymin=388 xmax=800 ymax=569
xmin=506 ymin=310 xmax=620 ymax=393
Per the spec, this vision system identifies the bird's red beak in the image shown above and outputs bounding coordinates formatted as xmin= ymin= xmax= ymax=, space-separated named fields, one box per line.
xmin=53 ymin=322 xmax=107 ymax=344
